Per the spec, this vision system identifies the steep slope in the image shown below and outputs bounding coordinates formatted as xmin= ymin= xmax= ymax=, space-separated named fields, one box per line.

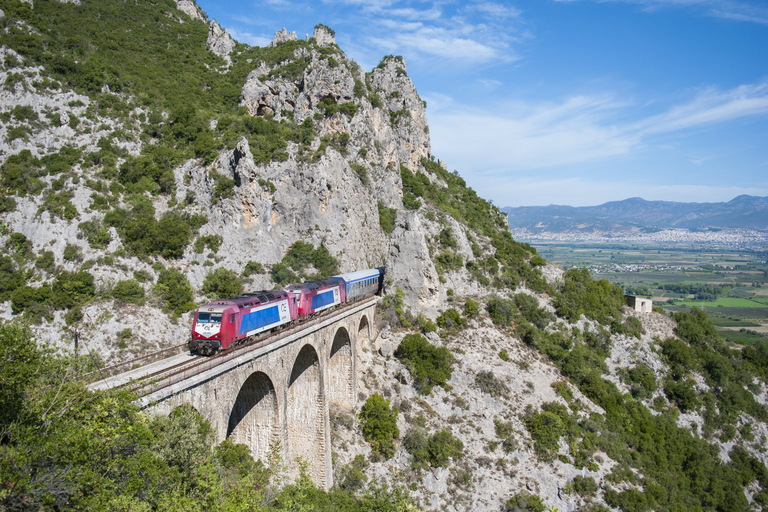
xmin=0 ymin=0 xmax=524 ymax=360
xmin=1 ymin=2 xmax=767 ymax=512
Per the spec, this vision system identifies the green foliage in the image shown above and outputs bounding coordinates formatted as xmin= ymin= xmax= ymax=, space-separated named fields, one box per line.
xmin=202 ymin=267 xmax=244 ymax=299
xmin=350 ymin=162 xmax=368 ymax=184
xmin=194 ymin=234 xmax=223 ymax=254
xmin=504 ymin=492 xmax=545 ymax=512
xmin=377 ymin=200 xmax=396 ymax=234
xmin=524 ymin=402 xmax=574 ymax=460
xmin=494 ymin=418 xmax=517 ymax=453
xmin=403 ymin=427 xmax=463 ymax=469
xmin=475 ymin=370 xmax=510 ymax=398
xmin=271 ymin=240 xmax=340 ymax=284
xmin=35 ymin=250 xmax=55 ymax=272
xmin=395 ymin=333 xmax=453 ymax=394
xmin=104 ymin=197 xmax=205 ymax=259
xmin=112 ymin=279 xmax=146 ymax=305
xmin=463 ymin=297 xmax=479 ymax=317
xmin=434 ymin=251 xmax=463 ymax=275
xmin=611 ymin=316 xmax=645 ymax=339
xmin=564 ymin=475 xmax=598 ymax=497
xmin=78 ymin=218 xmax=112 ymax=249
xmin=0 ymin=322 xmax=42 ymax=426
xmin=358 ymin=393 xmax=399 ymax=459
xmin=243 ymin=260 xmax=264 ymax=276
xmin=436 ymin=308 xmax=464 ymax=331
xmin=626 ymin=364 xmax=657 ymax=399
xmin=514 ymin=292 xmax=554 ymax=328
xmin=486 ymin=295 xmax=516 ymax=327
xmin=554 ymin=267 xmax=626 ymax=326
xmin=154 ymin=267 xmax=195 ymax=316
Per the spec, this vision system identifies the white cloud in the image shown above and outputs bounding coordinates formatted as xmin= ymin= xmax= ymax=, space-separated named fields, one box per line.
xmin=430 ymin=81 xmax=768 ymax=178
xmin=556 ymin=0 xmax=768 ymax=25
xmin=227 ymin=28 xmax=271 ymax=47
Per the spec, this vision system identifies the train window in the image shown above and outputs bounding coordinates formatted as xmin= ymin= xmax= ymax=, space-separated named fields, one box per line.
xmin=267 ymin=293 xmax=275 ymax=301
xmin=198 ymin=313 xmax=222 ymax=324
xmin=258 ymin=295 xmax=268 ymax=302
xmin=230 ymin=315 xmax=234 ymax=323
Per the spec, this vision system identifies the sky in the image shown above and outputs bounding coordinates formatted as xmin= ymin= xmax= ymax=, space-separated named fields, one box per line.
xmin=195 ymin=0 xmax=768 ymax=207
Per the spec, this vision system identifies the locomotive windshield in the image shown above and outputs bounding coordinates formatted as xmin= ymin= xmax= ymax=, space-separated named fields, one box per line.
xmin=197 ymin=312 xmax=222 ymax=323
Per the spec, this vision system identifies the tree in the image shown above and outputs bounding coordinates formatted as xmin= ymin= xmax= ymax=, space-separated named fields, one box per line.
xmin=358 ymin=393 xmax=399 ymax=459
xmin=202 ymin=268 xmax=244 ymax=299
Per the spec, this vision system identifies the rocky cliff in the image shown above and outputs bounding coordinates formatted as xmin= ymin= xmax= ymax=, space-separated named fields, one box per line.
xmin=1 ymin=2 xmax=766 ymax=512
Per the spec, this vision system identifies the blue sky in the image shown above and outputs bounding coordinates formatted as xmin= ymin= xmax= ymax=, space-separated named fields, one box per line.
xmin=196 ymin=0 xmax=768 ymax=207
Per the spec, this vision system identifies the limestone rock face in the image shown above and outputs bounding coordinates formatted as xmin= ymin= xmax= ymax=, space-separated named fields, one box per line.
xmin=313 ymin=25 xmax=336 ymax=46
xmin=175 ymin=0 xmax=205 ymax=22
xmin=0 ymin=26 xmax=501 ymax=354
xmin=270 ymin=27 xmax=298 ymax=46
xmin=207 ymin=20 xmax=235 ymax=63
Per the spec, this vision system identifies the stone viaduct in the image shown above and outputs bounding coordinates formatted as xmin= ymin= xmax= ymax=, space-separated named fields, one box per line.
xmin=142 ymin=298 xmax=378 ymax=490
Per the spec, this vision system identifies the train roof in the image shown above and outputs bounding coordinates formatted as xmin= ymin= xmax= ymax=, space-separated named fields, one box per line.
xmin=284 ymin=279 xmax=340 ymax=292
xmin=209 ymin=290 xmax=291 ymax=309
xmin=332 ymin=268 xmax=382 ymax=282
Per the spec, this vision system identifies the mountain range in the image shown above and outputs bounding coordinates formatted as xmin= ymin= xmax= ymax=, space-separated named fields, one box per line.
xmin=502 ymin=195 xmax=768 ymax=233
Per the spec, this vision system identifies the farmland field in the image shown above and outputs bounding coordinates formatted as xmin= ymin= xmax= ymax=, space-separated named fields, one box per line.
xmin=528 ymin=239 xmax=768 ymax=344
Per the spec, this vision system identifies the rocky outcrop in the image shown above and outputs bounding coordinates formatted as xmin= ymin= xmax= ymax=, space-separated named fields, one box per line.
xmin=207 ymin=20 xmax=235 ymax=63
xmin=270 ymin=27 xmax=298 ymax=46
xmin=312 ymin=25 xmax=336 ymax=46
xmin=175 ymin=0 xmax=206 ymax=22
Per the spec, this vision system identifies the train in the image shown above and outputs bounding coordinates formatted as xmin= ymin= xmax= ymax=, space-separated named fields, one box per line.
xmin=189 ymin=267 xmax=385 ymax=355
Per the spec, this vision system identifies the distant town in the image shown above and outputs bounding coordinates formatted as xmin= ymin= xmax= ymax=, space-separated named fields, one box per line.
xmin=511 ymin=228 xmax=768 ymax=246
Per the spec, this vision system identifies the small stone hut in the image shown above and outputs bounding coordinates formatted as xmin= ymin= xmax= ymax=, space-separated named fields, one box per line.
xmin=626 ymin=295 xmax=653 ymax=313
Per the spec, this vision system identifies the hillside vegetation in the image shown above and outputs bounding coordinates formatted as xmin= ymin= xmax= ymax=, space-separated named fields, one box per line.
xmin=1 ymin=0 xmax=767 ymax=511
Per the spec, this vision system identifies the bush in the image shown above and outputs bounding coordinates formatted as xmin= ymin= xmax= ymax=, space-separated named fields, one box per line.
xmin=194 ymin=234 xmax=223 ymax=254
xmin=358 ymin=393 xmax=399 ymax=459
xmin=202 ymin=268 xmax=244 ymax=299
xmin=504 ymin=492 xmax=545 ymax=512
xmin=403 ymin=427 xmax=463 ymax=469
xmin=154 ymin=268 xmax=195 ymax=316
xmin=78 ymin=219 xmax=112 ymax=249
xmin=270 ymin=240 xmax=339 ymax=284
xmin=63 ymin=243 xmax=82 ymax=262
xmin=112 ymin=279 xmax=146 ymax=305
xmin=475 ymin=370 xmax=510 ymax=398
xmin=486 ymin=295 xmax=516 ymax=327
xmin=395 ymin=333 xmax=453 ymax=394
xmin=242 ymin=261 xmax=263 ymax=276
xmin=436 ymin=308 xmax=464 ymax=331
xmin=377 ymin=201 xmax=396 ymax=234
xmin=463 ymin=297 xmax=479 ymax=318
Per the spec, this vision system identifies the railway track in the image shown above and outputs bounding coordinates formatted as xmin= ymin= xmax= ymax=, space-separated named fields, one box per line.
xmin=89 ymin=296 xmax=378 ymax=397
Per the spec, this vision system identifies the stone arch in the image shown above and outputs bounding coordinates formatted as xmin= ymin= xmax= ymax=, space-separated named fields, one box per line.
xmin=328 ymin=327 xmax=353 ymax=409
xmin=286 ymin=343 xmax=326 ymax=485
xmin=227 ymin=371 xmax=279 ymax=463
xmin=358 ymin=314 xmax=370 ymax=344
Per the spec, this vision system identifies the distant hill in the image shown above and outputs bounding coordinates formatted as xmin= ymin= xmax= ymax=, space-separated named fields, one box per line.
xmin=502 ymin=195 xmax=768 ymax=233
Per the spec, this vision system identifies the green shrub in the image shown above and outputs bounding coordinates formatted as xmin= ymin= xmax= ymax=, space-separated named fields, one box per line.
xmin=133 ymin=269 xmax=153 ymax=283
xmin=504 ymin=492 xmax=545 ymax=512
xmin=475 ymin=370 xmax=509 ymax=398
xmin=35 ymin=250 xmax=55 ymax=272
xmin=436 ymin=308 xmax=464 ymax=330
xmin=377 ymin=201 xmax=396 ymax=234
xmin=554 ymin=267 xmax=625 ymax=326
xmin=0 ymin=256 xmax=25 ymax=301
xmin=524 ymin=402 xmax=572 ymax=460
xmin=154 ymin=267 xmax=195 ymax=316
xmin=486 ymin=295 xmax=516 ymax=327
xmin=395 ymin=333 xmax=453 ymax=394
xmin=564 ymin=475 xmax=598 ymax=497
xmin=270 ymin=240 xmax=339 ymax=284
xmin=494 ymin=418 xmax=517 ymax=454
xmin=78 ymin=219 xmax=112 ymax=249
xmin=358 ymin=393 xmax=399 ymax=459
xmin=112 ymin=279 xmax=146 ymax=305
xmin=463 ymin=297 xmax=479 ymax=318
xmin=202 ymin=268 xmax=244 ymax=299
xmin=194 ymin=234 xmax=223 ymax=254
xmin=63 ymin=244 xmax=82 ymax=262
xmin=242 ymin=261 xmax=263 ymax=276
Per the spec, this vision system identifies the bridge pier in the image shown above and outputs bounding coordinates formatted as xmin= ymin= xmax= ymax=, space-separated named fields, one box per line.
xmin=143 ymin=298 xmax=378 ymax=490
